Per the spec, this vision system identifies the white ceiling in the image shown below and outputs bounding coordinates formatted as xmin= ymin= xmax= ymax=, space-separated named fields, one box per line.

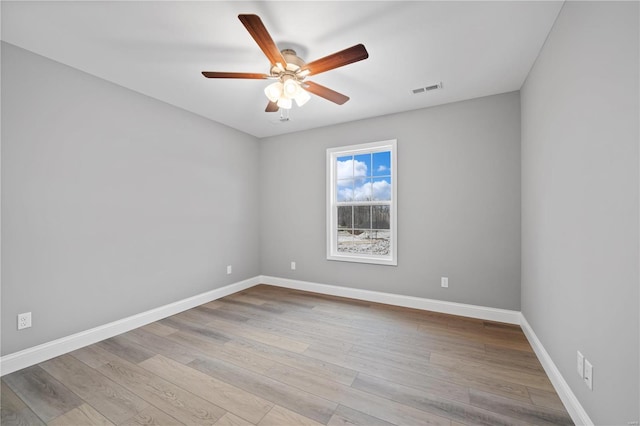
xmin=2 ymin=1 xmax=563 ymax=138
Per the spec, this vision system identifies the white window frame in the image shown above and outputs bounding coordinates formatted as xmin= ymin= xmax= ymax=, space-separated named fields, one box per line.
xmin=326 ymin=139 xmax=397 ymax=266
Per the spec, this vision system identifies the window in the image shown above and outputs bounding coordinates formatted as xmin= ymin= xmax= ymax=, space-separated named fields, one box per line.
xmin=327 ymin=139 xmax=397 ymax=265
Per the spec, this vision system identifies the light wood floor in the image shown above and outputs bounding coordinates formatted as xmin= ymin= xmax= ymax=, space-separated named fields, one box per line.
xmin=1 ymin=285 xmax=573 ymax=425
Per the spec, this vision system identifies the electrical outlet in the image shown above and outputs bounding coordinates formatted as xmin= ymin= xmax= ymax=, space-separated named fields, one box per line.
xmin=584 ymin=359 xmax=593 ymax=390
xmin=291 ymin=261 xmax=296 ymax=270
xmin=577 ymin=351 xmax=584 ymax=378
xmin=226 ymin=265 xmax=232 ymax=275
xmin=18 ymin=312 xmax=32 ymax=330
xmin=441 ymin=277 xmax=449 ymax=288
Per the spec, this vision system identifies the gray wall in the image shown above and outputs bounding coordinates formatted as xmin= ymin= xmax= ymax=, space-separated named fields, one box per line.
xmin=521 ymin=2 xmax=639 ymax=424
xmin=1 ymin=43 xmax=261 ymax=355
xmin=260 ymin=92 xmax=521 ymax=310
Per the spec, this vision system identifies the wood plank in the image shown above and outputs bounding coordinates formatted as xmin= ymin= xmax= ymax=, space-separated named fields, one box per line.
xmin=213 ymin=412 xmax=254 ymax=426
xmin=140 ymin=355 xmax=273 ymax=424
xmin=119 ymin=406 xmax=183 ymax=426
xmin=430 ymin=346 xmax=544 ymax=374
xmin=40 ymin=354 xmax=148 ymax=424
xmin=70 ymin=345 xmax=126 ymax=369
xmin=303 ymin=344 xmax=470 ymax=403
xmin=174 ymin=308 xmax=224 ymax=326
xmin=220 ymin=298 xmax=286 ymax=314
xmin=264 ymin=362 xmax=451 ymax=426
xmin=140 ymin=322 xmax=179 ymax=337
xmin=352 ymin=373 xmax=529 ymax=426
xmin=196 ymin=306 xmax=251 ymax=323
xmin=227 ymin=293 xmax=267 ymax=306
xmin=159 ymin=316 xmax=230 ymax=343
xmin=347 ymin=343 xmax=431 ymax=372
xmin=469 ymin=388 xmax=573 ymax=425
xmin=201 ymin=300 xmax=224 ymax=310
xmin=97 ymin=335 xmax=156 ymax=364
xmin=120 ymin=328 xmax=198 ymax=364
xmin=419 ymin=323 xmax=532 ymax=352
xmin=2 ymin=366 xmax=83 ymax=423
xmin=98 ymin=358 xmax=226 ymax=425
xmin=206 ymin=317 xmax=310 ymax=353
xmin=166 ymin=331 xmax=276 ymax=374
xmin=243 ymin=317 xmax=353 ymax=353
xmin=244 ymin=288 xmax=317 ymax=309
xmin=327 ymin=405 xmax=395 ymax=426
xmin=257 ymin=405 xmax=324 ymax=426
xmin=527 ymin=387 xmax=569 ymax=413
xmin=189 ymin=356 xmax=337 ymax=424
xmin=1 ymin=380 xmax=46 ymax=426
xmin=48 ymin=403 xmax=114 ymax=426
xmin=430 ymin=352 xmax=555 ymax=392
xmin=225 ymin=337 xmax=358 ymax=386
xmin=241 ymin=311 xmax=367 ymax=349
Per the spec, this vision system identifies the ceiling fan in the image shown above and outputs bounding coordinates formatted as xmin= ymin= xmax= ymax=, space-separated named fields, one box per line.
xmin=202 ymin=14 xmax=369 ymax=112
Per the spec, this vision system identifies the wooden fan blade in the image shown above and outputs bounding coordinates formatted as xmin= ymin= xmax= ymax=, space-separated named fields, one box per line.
xmin=238 ymin=14 xmax=287 ymax=67
xmin=304 ymin=81 xmax=350 ymax=105
xmin=300 ymin=44 xmax=369 ymax=76
xmin=202 ymin=71 xmax=269 ymax=79
xmin=265 ymin=101 xmax=279 ymax=112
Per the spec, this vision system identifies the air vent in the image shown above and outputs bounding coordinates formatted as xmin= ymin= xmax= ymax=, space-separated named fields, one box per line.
xmin=412 ymin=82 xmax=443 ymax=94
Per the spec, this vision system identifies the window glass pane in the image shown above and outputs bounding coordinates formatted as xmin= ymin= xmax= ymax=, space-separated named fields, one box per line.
xmin=372 ymin=177 xmax=391 ymax=201
xmin=353 ymin=153 xmax=372 ymax=179
xmin=354 ymin=179 xmax=372 ymax=201
xmin=373 ymin=151 xmax=391 ymax=176
xmin=337 ymin=179 xmax=354 ymax=202
xmin=353 ymin=230 xmax=373 ymax=255
xmin=353 ymin=205 xmax=371 ymax=229
xmin=337 ymin=229 xmax=356 ymax=253
xmin=371 ymin=231 xmax=390 ymax=255
xmin=372 ymin=205 xmax=390 ymax=229
xmin=337 ymin=206 xmax=352 ymax=229
xmin=336 ymin=156 xmax=353 ymax=180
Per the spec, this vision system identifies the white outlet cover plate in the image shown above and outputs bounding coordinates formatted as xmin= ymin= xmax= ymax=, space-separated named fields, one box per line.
xmin=441 ymin=277 xmax=449 ymax=288
xmin=584 ymin=359 xmax=593 ymax=390
xmin=18 ymin=312 xmax=32 ymax=330
xmin=577 ymin=351 xmax=584 ymax=378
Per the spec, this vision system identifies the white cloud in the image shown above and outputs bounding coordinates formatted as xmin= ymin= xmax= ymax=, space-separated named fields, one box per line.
xmin=337 ymin=159 xmax=367 ymax=180
xmin=338 ymin=187 xmax=353 ymax=201
xmin=343 ymin=179 xmax=390 ymax=201
xmin=372 ymin=180 xmax=391 ymax=200
xmin=377 ymin=165 xmax=388 ymax=173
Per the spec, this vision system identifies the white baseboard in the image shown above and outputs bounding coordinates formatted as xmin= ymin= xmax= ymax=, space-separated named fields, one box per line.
xmin=0 ymin=276 xmax=261 ymax=376
xmin=520 ymin=314 xmax=593 ymax=425
xmin=259 ymin=275 xmax=521 ymax=324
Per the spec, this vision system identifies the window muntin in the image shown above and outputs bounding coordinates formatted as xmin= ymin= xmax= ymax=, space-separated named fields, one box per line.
xmin=327 ymin=140 xmax=397 ymax=265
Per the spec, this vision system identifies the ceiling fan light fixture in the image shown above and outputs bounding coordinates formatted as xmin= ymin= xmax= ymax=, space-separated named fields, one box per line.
xmin=203 ymin=15 xmax=368 ymax=112
xmin=264 ymin=81 xmax=283 ymax=102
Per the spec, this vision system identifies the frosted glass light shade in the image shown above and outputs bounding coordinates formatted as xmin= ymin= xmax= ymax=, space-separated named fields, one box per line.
xmin=294 ymin=89 xmax=311 ymax=107
xmin=277 ymin=97 xmax=292 ymax=109
xmin=283 ymin=79 xmax=300 ymax=99
xmin=264 ymin=82 xmax=283 ymax=102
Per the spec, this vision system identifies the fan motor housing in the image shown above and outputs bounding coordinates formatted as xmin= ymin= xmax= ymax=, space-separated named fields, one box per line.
xmin=271 ymin=49 xmax=306 ymax=76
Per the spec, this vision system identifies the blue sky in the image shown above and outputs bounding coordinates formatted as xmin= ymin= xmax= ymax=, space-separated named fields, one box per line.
xmin=336 ymin=151 xmax=391 ymax=202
